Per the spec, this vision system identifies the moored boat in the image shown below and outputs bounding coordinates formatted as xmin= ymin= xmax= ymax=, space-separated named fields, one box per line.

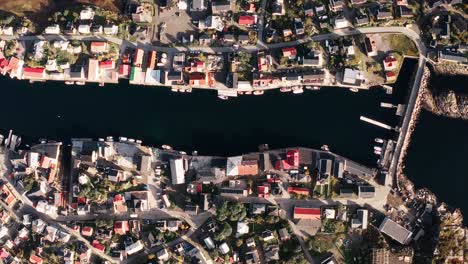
xmin=65 ymin=81 xmax=74 ymax=85
xmin=321 ymin=145 xmax=330 ymax=151
xmin=375 ymin=138 xmax=384 ymax=143
xmin=292 ymin=87 xmax=304 ymax=94
xmin=253 ymin=90 xmax=264 ymax=95
xmin=350 ymin=88 xmax=359 ymax=93
xmin=218 ymin=95 xmax=229 ymax=100
xmin=76 ymin=81 xmax=85 ymax=85
xmin=280 ymin=87 xmax=292 ymax=93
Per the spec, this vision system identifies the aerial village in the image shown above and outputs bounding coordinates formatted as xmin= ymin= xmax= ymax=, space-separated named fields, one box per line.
xmin=0 ymin=0 xmax=465 ymax=98
xmin=0 ymin=130 xmax=465 ymax=264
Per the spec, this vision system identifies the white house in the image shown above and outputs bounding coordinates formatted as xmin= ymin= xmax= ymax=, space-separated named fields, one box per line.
xmin=78 ymin=24 xmax=91 ymax=34
xmin=334 ymin=17 xmax=351 ymax=29
xmin=80 ymin=8 xmax=95 ymax=20
xmin=104 ymin=25 xmax=119 ymax=35
xmin=219 ymin=242 xmax=230 ymax=254
xmin=1 ymin=26 xmax=14 ymax=36
xmin=125 ymin=240 xmax=144 ymax=255
xmin=44 ymin=24 xmax=60 ymax=34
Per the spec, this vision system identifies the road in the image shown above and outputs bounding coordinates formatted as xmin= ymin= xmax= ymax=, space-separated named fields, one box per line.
xmin=2 ymin=26 xmax=425 ymax=55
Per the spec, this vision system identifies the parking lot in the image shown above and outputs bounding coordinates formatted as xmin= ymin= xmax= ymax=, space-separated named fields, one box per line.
xmin=154 ymin=5 xmax=206 ymax=45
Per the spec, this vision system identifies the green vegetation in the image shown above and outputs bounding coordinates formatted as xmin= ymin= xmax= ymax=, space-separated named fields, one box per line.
xmin=235 ymin=52 xmax=254 ymax=81
xmin=214 ymin=223 xmax=233 ymax=241
xmin=384 ymin=34 xmax=418 ymax=57
xmin=307 ymin=234 xmax=336 ymax=256
xmin=322 ymin=219 xmax=346 ymax=233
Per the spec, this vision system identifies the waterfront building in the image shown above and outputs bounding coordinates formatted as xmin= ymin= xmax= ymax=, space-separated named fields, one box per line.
xmin=170 ymin=158 xmax=186 ymax=185
xmin=379 ymin=217 xmax=413 ymax=245
xmin=134 ymin=49 xmax=144 ymax=67
xmin=87 ymin=59 xmax=100 ymax=81
xmin=383 ymin=56 xmax=398 ymax=71
xmin=22 ymin=67 xmax=46 ymax=80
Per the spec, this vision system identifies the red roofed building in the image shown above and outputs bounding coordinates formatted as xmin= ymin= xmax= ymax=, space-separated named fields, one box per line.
xmin=99 ymin=60 xmax=115 ymax=70
xmin=81 ymin=226 xmax=94 ymax=237
xmin=113 ymin=194 xmax=127 ymax=213
xmin=134 ymin=49 xmax=144 ymax=67
xmin=189 ymin=72 xmax=206 ymax=86
xmin=72 ymin=225 xmax=81 ymax=232
xmin=286 ymin=149 xmax=299 ymax=167
xmin=29 ymin=255 xmax=43 ymax=264
xmin=257 ymin=184 xmax=270 ymax=198
xmin=293 ymin=207 xmax=321 ymax=220
xmin=92 ymin=240 xmax=105 ymax=252
xmin=1 ymin=185 xmax=17 ymax=206
xmin=148 ymin=51 xmax=157 ymax=70
xmin=287 ymin=187 xmax=309 ymax=196
xmin=114 ymin=221 xmax=130 ymax=235
xmin=238 ymin=15 xmax=256 ymax=26
xmin=383 ymin=56 xmax=398 ymax=71
xmin=23 ymin=67 xmax=46 ymax=80
xmin=119 ymin=64 xmax=131 ymax=78
xmin=90 ymin=42 xmax=108 ymax=53
xmin=238 ymin=160 xmax=259 ymax=176
xmin=386 ymin=71 xmax=396 ymax=82
xmin=282 ymin=47 xmax=297 ymax=59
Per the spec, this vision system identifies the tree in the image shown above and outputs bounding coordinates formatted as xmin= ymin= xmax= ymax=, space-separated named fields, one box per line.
xmin=229 ymin=203 xmax=247 ymax=221
xmin=216 ymin=201 xmax=229 ymax=221
xmin=214 ymin=223 xmax=232 ymax=241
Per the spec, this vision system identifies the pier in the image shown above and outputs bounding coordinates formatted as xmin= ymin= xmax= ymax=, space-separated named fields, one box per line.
xmin=360 ymin=116 xmax=393 ymax=130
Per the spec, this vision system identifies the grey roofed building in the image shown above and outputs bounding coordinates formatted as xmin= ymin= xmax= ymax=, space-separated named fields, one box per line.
xmin=379 ymin=217 xmax=413 ymax=245
xmin=399 ymin=6 xmax=413 ymax=17
xmin=224 ymin=34 xmax=235 ymax=42
xmin=358 ymin=185 xmax=376 ymax=198
xmin=378 ymin=8 xmax=392 ymax=20
xmin=264 ymin=246 xmax=280 ymax=261
xmin=167 ymin=71 xmax=183 ymax=81
xmin=278 ymin=228 xmax=290 ymax=241
xmin=70 ymin=67 xmax=85 ymax=79
xmin=302 ymin=71 xmax=325 ymax=81
xmin=212 ymin=0 xmax=232 ymax=14
xmin=237 ymin=34 xmax=249 ymax=43
xmin=438 ymin=50 xmax=467 ymax=63
xmin=137 ymin=155 xmax=152 ymax=173
xmin=339 ymin=188 xmax=354 ymax=198
xmin=355 ymin=15 xmax=369 ymax=26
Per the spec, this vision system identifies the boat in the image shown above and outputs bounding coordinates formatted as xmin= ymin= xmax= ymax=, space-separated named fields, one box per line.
xmin=375 ymin=138 xmax=384 ymax=143
xmin=16 ymin=137 xmax=21 ymax=148
xmin=313 ymin=86 xmax=320 ymax=90
xmin=171 ymin=88 xmax=178 ymax=92
xmin=106 ymin=136 xmax=114 ymax=142
xmin=99 ymin=82 xmax=105 ymax=87
xmin=237 ymin=91 xmax=244 ymax=95
xmin=65 ymin=81 xmax=74 ymax=85
xmin=350 ymin=88 xmax=359 ymax=93
xmin=119 ymin=137 xmax=128 ymax=142
xmin=0 ymin=134 xmax=3 ymax=145
xmin=280 ymin=87 xmax=292 ymax=93
xmin=245 ymin=91 xmax=252 ymax=95
xmin=253 ymin=90 xmax=264 ymax=96
xmin=374 ymin=146 xmax=382 ymax=151
xmin=179 ymin=89 xmax=186 ymax=93
xmin=162 ymin=144 xmax=173 ymax=150
xmin=75 ymin=81 xmax=85 ymax=85
xmin=218 ymin=95 xmax=229 ymax=100
xmin=374 ymin=150 xmax=382 ymax=155
xmin=136 ymin=140 xmax=142 ymax=144
xmin=321 ymin=145 xmax=330 ymax=151
xmin=179 ymin=151 xmax=187 ymax=155
xmin=292 ymin=87 xmax=304 ymax=94
xmin=98 ymin=138 xmax=105 ymax=142
xmin=185 ymin=89 xmax=192 ymax=93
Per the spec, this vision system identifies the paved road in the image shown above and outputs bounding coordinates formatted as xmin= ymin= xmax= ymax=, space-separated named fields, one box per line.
xmin=1 ymin=26 xmax=426 ymax=55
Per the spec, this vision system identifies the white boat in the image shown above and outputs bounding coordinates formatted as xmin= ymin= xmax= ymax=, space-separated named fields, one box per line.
xmin=136 ymin=140 xmax=142 ymax=144
xmin=65 ymin=81 xmax=74 ymax=85
xmin=321 ymin=145 xmax=330 ymax=151
xmin=218 ymin=95 xmax=229 ymax=100
xmin=0 ymin=134 xmax=3 ymax=145
xmin=253 ymin=90 xmax=264 ymax=95
xmin=98 ymin=138 xmax=105 ymax=142
xmin=128 ymin=138 xmax=136 ymax=143
xmin=179 ymin=151 xmax=187 ymax=155
xmin=171 ymin=88 xmax=178 ymax=92
xmin=374 ymin=146 xmax=382 ymax=151
xmin=185 ymin=89 xmax=192 ymax=93
xmin=374 ymin=150 xmax=382 ymax=155
xmin=119 ymin=137 xmax=128 ymax=142
xmin=162 ymin=144 xmax=173 ymax=150
xmin=375 ymin=138 xmax=384 ymax=143
xmin=313 ymin=86 xmax=320 ymax=90
xmin=245 ymin=91 xmax=252 ymax=95
xmin=76 ymin=81 xmax=85 ymax=85
xmin=106 ymin=136 xmax=114 ymax=142
xmin=237 ymin=91 xmax=244 ymax=95
xmin=99 ymin=82 xmax=105 ymax=87
xmin=350 ymin=88 xmax=359 ymax=93
xmin=292 ymin=88 xmax=304 ymax=94
xmin=179 ymin=89 xmax=186 ymax=93
xmin=280 ymin=87 xmax=292 ymax=93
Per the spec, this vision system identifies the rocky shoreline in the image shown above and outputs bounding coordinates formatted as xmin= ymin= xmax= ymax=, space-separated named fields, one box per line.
xmin=432 ymin=62 xmax=468 ymax=76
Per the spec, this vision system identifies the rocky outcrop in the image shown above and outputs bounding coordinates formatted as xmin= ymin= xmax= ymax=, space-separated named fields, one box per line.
xmin=423 ymin=89 xmax=468 ymax=120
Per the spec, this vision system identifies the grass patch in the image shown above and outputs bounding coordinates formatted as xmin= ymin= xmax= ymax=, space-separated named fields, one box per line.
xmin=384 ymin=34 xmax=418 ymax=57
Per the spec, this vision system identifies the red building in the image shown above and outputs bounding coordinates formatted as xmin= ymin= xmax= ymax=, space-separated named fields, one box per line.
xmin=287 ymin=187 xmax=309 ymax=196
xmin=293 ymin=207 xmax=321 ymax=220
xmin=238 ymin=15 xmax=256 ymax=26
xmin=22 ymin=67 xmax=46 ymax=79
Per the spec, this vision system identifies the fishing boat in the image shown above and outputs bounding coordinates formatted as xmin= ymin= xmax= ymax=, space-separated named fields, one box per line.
xmin=162 ymin=144 xmax=173 ymax=150
xmin=280 ymin=87 xmax=292 ymax=93
xmin=350 ymin=88 xmax=359 ymax=93
xmin=375 ymin=138 xmax=384 ymax=143
xmin=65 ymin=81 xmax=74 ymax=85
xmin=253 ymin=90 xmax=264 ymax=95
xmin=292 ymin=87 xmax=304 ymax=94
xmin=321 ymin=145 xmax=330 ymax=151
xmin=218 ymin=95 xmax=229 ymax=100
